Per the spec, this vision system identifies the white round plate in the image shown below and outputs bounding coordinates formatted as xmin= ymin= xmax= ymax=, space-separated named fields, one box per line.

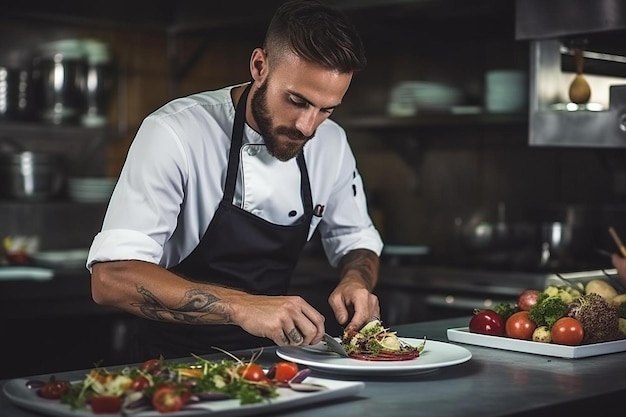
xmin=277 ymin=338 xmax=472 ymax=376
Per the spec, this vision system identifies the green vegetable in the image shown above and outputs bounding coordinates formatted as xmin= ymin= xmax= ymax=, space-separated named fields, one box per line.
xmin=528 ymin=293 xmax=569 ymax=329
xmin=494 ymin=302 xmax=519 ymax=321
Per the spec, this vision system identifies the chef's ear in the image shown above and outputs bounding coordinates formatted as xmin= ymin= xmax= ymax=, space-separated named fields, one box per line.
xmin=250 ymin=48 xmax=268 ymax=82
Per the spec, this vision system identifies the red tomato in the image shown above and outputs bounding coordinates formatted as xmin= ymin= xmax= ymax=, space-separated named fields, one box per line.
xmin=152 ymin=385 xmax=191 ymax=413
xmin=505 ymin=311 xmax=537 ymax=340
xmin=273 ymin=361 xmax=299 ymax=383
xmin=90 ymin=395 xmax=121 ymax=414
xmin=140 ymin=358 xmax=162 ymax=374
xmin=238 ymin=363 xmax=270 ymax=383
xmin=39 ymin=379 xmax=70 ymax=399
xmin=130 ymin=376 xmax=150 ymax=391
xmin=469 ymin=309 xmax=505 ymax=336
xmin=551 ymin=317 xmax=584 ymax=346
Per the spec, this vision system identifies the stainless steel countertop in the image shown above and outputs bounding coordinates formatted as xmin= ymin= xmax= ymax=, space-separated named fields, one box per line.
xmin=1 ymin=317 xmax=624 ymax=417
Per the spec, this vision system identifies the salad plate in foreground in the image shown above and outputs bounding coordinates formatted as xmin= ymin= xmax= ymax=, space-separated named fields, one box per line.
xmin=3 ymin=376 xmax=364 ymax=417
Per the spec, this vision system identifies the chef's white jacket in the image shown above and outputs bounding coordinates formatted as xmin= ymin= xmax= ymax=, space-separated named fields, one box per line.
xmin=87 ymin=84 xmax=383 ymax=271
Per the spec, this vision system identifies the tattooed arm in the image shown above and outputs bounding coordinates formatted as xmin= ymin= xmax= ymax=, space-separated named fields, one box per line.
xmin=328 ymin=249 xmax=381 ymax=331
xmin=90 ymin=260 xmax=325 ymax=346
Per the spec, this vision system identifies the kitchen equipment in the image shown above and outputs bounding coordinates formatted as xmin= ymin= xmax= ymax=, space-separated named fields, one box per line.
xmin=66 ymin=176 xmax=116 ymax=202
xmin=380 ymin=245 xmax=429 ymax=266
xmin=529 ymin=204 xmax=626 ymax=270
xmin=0 ymin=50 xmax=38 ymax=121
xmin=568 ymin=47 xmax=591 ymax=104
xmin=0 ymin=151 xmax=66 ymax=201
xmin=539 ymin=221 xmax=572 ymax=267
xmin=485 ymin=69 xmax=528 ymax=113
xmin=456 ymin=203 xmax=537 ymax=253
xmin=36 ymin=39 xmax=87 ymax=125
xmin=81 ymin=39 xmax=114 ymax=127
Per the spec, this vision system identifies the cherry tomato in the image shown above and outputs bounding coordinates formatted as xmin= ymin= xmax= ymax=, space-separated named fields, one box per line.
xmin=90 ymin=395 xmax=122 ymax=414
xmin=237 ymin=363 xmax=270 ymax=383
xmin=273 ymin=361 xmax=299 ymax=383
xmin=505 ymin=311 xmax=537 ymax=340
xmin=152 ymin=385 xmax=191 ymax=413
xmin=130 ymin=375 xmax=150 ymax=391
xmin=140 ymin=358 xmax=162 ymax=374
xmin=39 ymin=379 xmax=70 ymax=399
xmin=469 ymin=309 xmax=505 ymax=336
xmin=551 ymin=317 xmax=584 ymax=346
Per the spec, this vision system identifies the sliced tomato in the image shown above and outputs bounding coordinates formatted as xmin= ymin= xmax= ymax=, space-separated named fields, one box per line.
xmin=90 ymin=395 xmax=122 ymax=414
xmin=273 ymin=362 xmax=299 ymax=383
xmin=237 ymin=363 xmax=269 ymax=383
xmin=39 ymin=379 xmax=70 ymax=399
xmin=152 ymin=385 xmax=191 ymax=413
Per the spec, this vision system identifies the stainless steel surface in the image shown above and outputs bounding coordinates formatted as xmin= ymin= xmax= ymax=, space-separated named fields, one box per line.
xmin=527 ymin=39 xmax=626 ymax=148
xmin=516 ymin=0 xmax=626 ymax=40
xmin=516 ymin=0 xmax=626 ymax=148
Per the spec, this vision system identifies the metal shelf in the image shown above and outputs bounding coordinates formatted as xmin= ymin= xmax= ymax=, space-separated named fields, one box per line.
xmin=337 ymin=113 xmax=528 ymax=130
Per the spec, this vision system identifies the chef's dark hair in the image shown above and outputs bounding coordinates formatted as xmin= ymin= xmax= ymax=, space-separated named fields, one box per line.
xmin=263 ymin=0 xmax=367 ymax=73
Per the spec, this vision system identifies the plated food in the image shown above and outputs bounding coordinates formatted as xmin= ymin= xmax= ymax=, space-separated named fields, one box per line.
xmin=340 ymin=319 xmax=425 ymax=361
xmin=276 ymin=339 xmax=472 ymax=376
xmin=22 ymin=353 xmax=317 ymax=415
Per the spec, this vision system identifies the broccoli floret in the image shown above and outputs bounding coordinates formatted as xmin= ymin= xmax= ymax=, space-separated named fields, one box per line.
xmin=569 ymin=293 xmax=621 ymax=344
xmin=528 ymin=294 xmax=569 ymax=329
xmin=617 ymin=302 xmax=626 ymax=319
xmin=494 ymin=302 xmax=519 ymax=321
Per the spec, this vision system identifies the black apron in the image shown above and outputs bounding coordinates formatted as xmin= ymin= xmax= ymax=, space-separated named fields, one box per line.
xmin=128 ymin=84 xmax=314 ymax=360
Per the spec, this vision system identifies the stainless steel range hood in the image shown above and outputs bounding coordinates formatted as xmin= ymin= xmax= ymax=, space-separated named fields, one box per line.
xmin=516 ymin=0 xmax=626 ymax=147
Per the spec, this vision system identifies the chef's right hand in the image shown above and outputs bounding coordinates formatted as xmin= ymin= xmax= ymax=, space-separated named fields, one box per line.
xmin=233 ymin=294 xmax=325 ymax=347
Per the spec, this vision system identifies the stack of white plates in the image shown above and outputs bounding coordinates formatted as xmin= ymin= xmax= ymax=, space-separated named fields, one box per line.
xmin=485 ymin=70 xmax=528 ymax=113
xmin=388 ymin=81 xmax=463 ymax=116
xmin=30 ymin=249 xmax=89 ymax=269
xmin=67 ymin=177 xmax=117 ymax=203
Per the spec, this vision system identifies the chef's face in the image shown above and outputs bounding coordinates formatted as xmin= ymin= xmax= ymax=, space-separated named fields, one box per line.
xmin=249 ymin=48 xmax=353 ymax=161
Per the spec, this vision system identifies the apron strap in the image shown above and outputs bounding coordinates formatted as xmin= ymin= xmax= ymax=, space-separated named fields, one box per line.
xmin=223 ymin=83 xmax=251 ymax=202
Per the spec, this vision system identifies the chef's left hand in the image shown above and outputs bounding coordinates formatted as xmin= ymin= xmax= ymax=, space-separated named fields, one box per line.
xmin=328 ymin=274 xmax=380 ymax=332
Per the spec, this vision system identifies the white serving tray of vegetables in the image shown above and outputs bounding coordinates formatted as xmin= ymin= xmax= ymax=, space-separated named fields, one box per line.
xmin=3 ymin=376 xmax=364 ymax=417
xmin=447 ymin=327 xmax=626 ymax=359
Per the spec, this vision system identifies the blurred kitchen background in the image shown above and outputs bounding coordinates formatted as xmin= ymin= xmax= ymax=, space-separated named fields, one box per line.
xmin=2 ymin=0 xmax=626 ymax=378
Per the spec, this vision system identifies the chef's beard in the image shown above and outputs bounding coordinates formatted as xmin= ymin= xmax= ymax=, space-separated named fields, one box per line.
xmin=250 ymin=80 xmax=314 ymax=161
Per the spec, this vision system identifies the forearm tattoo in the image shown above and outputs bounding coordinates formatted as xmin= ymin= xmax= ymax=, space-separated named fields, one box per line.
xmin=338 ymin=249 xmax=379 ymax=291
xmin=132 ymin=285 xmax=231 ymax=324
